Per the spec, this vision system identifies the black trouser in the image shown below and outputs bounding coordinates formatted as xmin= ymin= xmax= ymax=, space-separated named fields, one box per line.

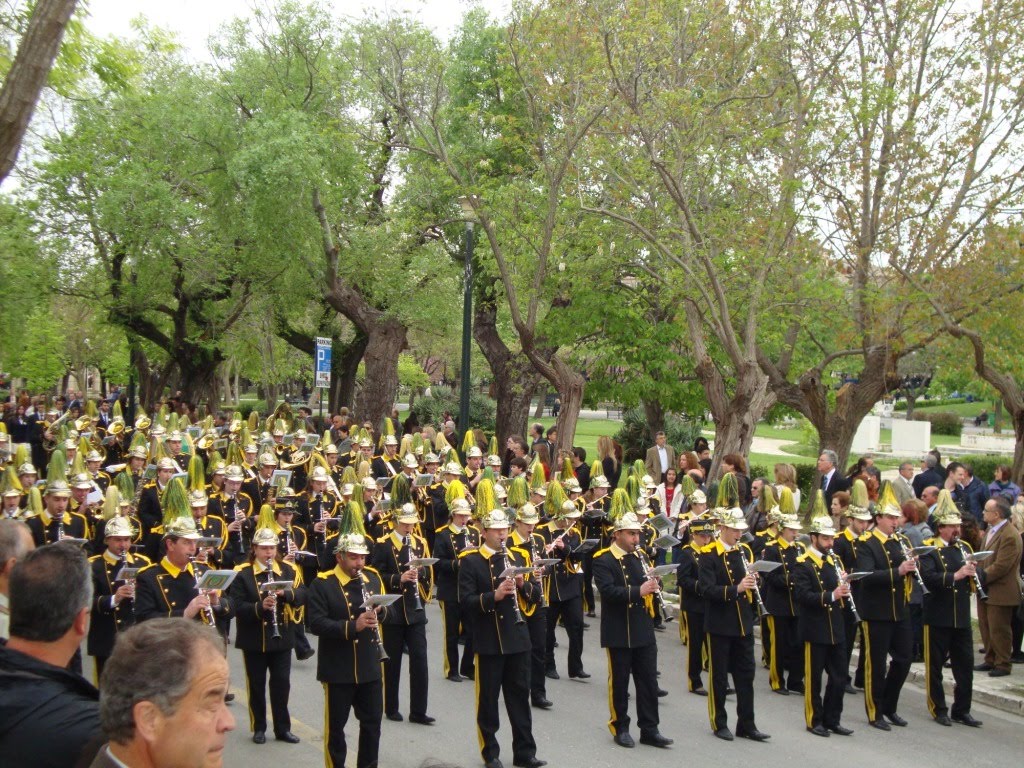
xmin=475 ymin=651 xmax=536 ymax=764
xmin=293 ymin=623 xmax=313 ymax=657
xmin=527 ymin=608 xmax=547 ymax=699
xmin=804 ymin=641 xmax=846 ymax=729
xmin=606 ymin=644 xmax=659 ymax=737
xmin=440 ymin=599 xmax=475 ymax=678
xmin=861 ymin=617 xmax=912 ymax=722
xmin=682 ymin=609 xmax=706 ymax=690
xmin=324 ymin=680 xmax=382 ymax=768
xmin=382 ymin=622 xmax=428 ymax=718
xmin=707 ymin=633 xmax=756 ymax=733
xmin=243 ymin=649 xmax=291 ymax=734
xmin=766 ymin=614 xmax=803 ymax=691
xmin=924 ymin=624 xmax=974 ymax=718
xmin=545 ymin=596 xmax=584 ymax=676
xmin=93 ymin=655 xmax=108 ymax=687
xmin=581 ymin=555 xmax=596 ymax=613
xmin=909 ymin=603 xmax=924 ymax=658
xmin=841 ymin=606 xmax=858 ymax=684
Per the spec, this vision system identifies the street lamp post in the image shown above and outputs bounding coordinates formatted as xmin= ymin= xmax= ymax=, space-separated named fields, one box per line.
xmin=458 ymin=196 xmax=478 ymax=448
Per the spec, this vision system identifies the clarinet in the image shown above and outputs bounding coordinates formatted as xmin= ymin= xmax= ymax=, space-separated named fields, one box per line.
xmin=358 ymin=569 xmax=389 ymax=661
xmin=741 ymin=549 xmax=769 ymax=618
xmin=637 ymin=546 xmax=668 ymax=622
xmin=953 ymin=538 xmax=987 ymax=601
xmin=189 ymin=556 xmax=218 ymax=627
xmin=526 ymin=536 xmax=549 ymax=609
xmin=227 ymin=495 xmax=245 ymax=553
xmin=827 ymin=549 xmax=860 ymax=622
xmin=500 ymin=544 xmax=526 ymax=625
xmin=55 ymin=513 xmax=64 ymax=543
xmin=315 ymin=494 xmax=326 ymax=548
xmin=120 ymin=552 xmax=136 ymax=619
xmin=897 ymin=534 xmax=929 ymax=595
xmin=262 ymin=557 xmax=282 ymax=640
xmin=403 ymin=534 xmax=424 ymax=611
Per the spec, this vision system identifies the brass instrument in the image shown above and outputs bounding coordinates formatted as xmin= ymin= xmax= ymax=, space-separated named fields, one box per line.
xmin=402 ymin=534 xmax=424 ymax=612
xmin=897 ymin=534 xmax=929 ymax=595
xmin=953 ymin=538 xmax=987 ymax=601
xmin=261 ymin=556 xmax=282 ymax=640
xmin=827 ymin=548 xmax=859 ymax=622
xmin=358 ymin=569 xmax=389 ymax=661
xmin=741 ymin=550 xmax=768 ymax=618
xmin=500 ymin=544 xmax=525 ymax=625
xmin=637 ymin=546 xmax=669 ymax=623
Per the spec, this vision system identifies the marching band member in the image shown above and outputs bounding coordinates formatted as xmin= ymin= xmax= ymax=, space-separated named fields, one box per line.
xmin=433 ymin=497 xmax=479 ymax=682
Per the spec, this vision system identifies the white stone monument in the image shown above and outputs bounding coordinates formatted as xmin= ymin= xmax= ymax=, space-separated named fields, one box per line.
xmin=891 ymin=419 xmax=930 ymax=456
xmin=851 ymin=415 xmax=881 ymax=454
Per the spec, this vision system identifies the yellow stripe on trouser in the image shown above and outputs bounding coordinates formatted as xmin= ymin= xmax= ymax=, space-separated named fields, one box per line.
xmin=767 ymin=615 xmax=782 ymax=690
xmin=323 ymin=683 xmax=333 ymax=768
xmin=706 ymin=643 xmax=716 ymax=730
xmin=440 ymin=602 xmax=451 ymax=677
xmin=475 ymin=654 xmax=486 ymax=756
xmin=924 ymin=625 xmax=936 ymax=717
xmin=804 ymin=642 xmax=814 ymax=728
xmin=679 ymin=609 xmax=688 ymax=645
xmin=862 ymin=622 xmax=876 ymax=722
xmin=606 ymin=649 xmax=617 ymax=735
xmin=245 ymin=661 xmax=255 ymax=731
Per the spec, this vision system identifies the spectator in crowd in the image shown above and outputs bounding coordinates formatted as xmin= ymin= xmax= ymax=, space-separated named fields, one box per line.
xmin=720 ymin=453 xmax=751 ymax=507
xmin=0 ymin=541 xmax=101 ymax=767
xmin=976 ymin=497 xmax=1023 ymax=677
xmin=597 ymin=435 xmax=621 ymax=488
xmin=913 ymin=453 xmax=945 ymax=499
xmin=529 ymin=423 xmax=545 ymax=454
xmin=953 ymin=464 xmax=989 ymax=525
xmin=922 ymin=486 xmax=940 ymax=516
xmin=988 ymin=465 xmax=1021 ymax=503
xmin=655 ymin=467 xmax=684 ymax=520
xmin=817 ymin=450 xmax=850 ymax=507
xmin=677 ymin=450 xmax=700 ymax=477
xmin=773 ymin=463 xmax=800 ymax=513
xmin=91 ymin=619 xmax=235 ymax=768
xmin=0 ymin=519 xmax=33 ymax=640
xmin=571 ymin=448 xmax=590 ymax=492
xmin=645 ymin=431 xmax=676 ymax=486
xmin=534 ymin=443 xmax=552 ymax=482
xmin=545 ymin=426 xmax=558 ymax=453
xmin=892 ymin=462 xmax=916 ymax=506
xmin=744 ymin=477 xmax=768 ymax=531
xmin=830 ymin=490 xmax=850 ymax=529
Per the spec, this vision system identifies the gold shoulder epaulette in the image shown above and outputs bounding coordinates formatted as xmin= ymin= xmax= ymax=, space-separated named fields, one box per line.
xmin=316 ymin=570 xmax=333 ymax=579
xmin=739 ymin=543 xmax=754 ymax=559
xmin=796 ymin=552 xmax=810 ymax=563
xmin=233 ymin=562 xmax=253 ymax=572
xmin=457 ymin=548 xmax=478 ymax=559
xmin=375 ymin=534 xmax=389 ymax=544
xmin=858 ymin=531 xmax=872 ymax=542
xmin=593 ymin=546 xmax=611 ymax=559
xmin=435 ymin=524 xmax=448 ymax=533
xmin=137 ymin=562 xmax=158 ymax=575
xmin=88 ymin=553 xmax=102 ymax=563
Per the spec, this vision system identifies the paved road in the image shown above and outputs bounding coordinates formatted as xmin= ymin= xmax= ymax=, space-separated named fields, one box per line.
xmin=172 ymin=599 xmax=1024 ymax=768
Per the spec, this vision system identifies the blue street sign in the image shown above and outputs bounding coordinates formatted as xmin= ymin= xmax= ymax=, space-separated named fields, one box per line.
xmin=315 ymin=337 xmax=332 ymax=389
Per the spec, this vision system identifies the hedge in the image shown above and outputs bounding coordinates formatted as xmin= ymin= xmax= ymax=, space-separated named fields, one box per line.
xmin=912 ymin=411 xmax=962 ymax=437
xmin=614 ymin=408 xmax=705 ymax=464
xmin=893 ymin=397 xmax=966 ymax=411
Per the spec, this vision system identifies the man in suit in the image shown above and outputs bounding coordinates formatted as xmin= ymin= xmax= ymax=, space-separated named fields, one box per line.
xmin=976 ymin=496 xmax=1023 ymax=677
xmin=816 ymin=450 xmax=850 ymax=508
xmin=913 ymin=453 xmax=945 ymax=499
xmin=86 ymin=619 xmax=234 ymax=768
xmin=644 ymin=432 xmax=676 ymax=486
xmin=892 ymin=462 xmax=916 ymax=506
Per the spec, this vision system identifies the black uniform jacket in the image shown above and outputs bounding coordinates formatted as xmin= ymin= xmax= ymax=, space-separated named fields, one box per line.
xmin=920 ymin=537 xmax=974 ymax=629
xmin=676 ymin=541 xmax=707 ymax=615
xmin=25 ymin=509 xmax=88 ymax=547
xmin=307 ymin=565 xmax=388 ymax=685
xmin=762 ymin=537 xmax=804 ymax=617
xmin=793 ymin=549 xmax=844 ymax=645
xmin=230 ymin=558 xmax=305 ymax=652
xmin=592 ymin=543 xmax=655 ymax=649
xmin=371 ymin=531 xmax=433 ymax=626
xmin=854 ymin=529 xmax=910 ymax=622
xmin=458 ymin=544 xmax=538 ymax=655
xmin=134 ymin=557 xmax=233 ymax=625
xmin=87 ymin=550 xmax=151 ymax=657
xmin=433 ymin=523 xmax=481 ymax=602
xmin=698 ymin=540 xmax=756 ymax=637
xmin=536 ymin=521 xmax=583 ymax=602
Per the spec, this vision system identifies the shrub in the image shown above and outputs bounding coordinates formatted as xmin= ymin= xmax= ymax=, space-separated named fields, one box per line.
xmin=614 ymin=408 xmax=705 ymax=463
xmin=235 ymin=400 xmax=268 ymax=420
xmin=410 ymin=385 xmax=497 ymax=433
xmin=912 ymin=411 xmax=962 ymax=437
xmin=893 ymin=396 xmax=966 ymax=412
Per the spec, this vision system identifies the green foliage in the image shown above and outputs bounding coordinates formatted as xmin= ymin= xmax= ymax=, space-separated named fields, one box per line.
xmin=893 ymin=397 xmax=966 ymax=412
xmin=397 ymin=354 xmax=430 ymax=390
xmin=0 ymin=198 xmax=47 ymax=367
xmin=12 ymin=306 xmax=67 ymax=389
xmin=913 ymin=412 xmax=963 ymax=437
xmin=410 ymin=385 xmax=496 ymax=433
xmin=613 ymin=407 xmax=703 ymax=463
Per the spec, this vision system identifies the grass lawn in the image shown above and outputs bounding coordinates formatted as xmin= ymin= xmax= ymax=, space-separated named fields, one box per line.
xmin=538 ymin=416 xmax=622 ymax=462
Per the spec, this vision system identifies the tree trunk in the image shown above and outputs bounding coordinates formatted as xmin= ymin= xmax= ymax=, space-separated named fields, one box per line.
xmin=533 ymin=385 xmax=548 ymax=418
xmin=642 ymin=399 xmax=666 ymax=437
xmin=905 ymin=395 xmax=917 ymax=420
xmin=173 ymin=345 xmax=223 ymax=409
xmin=0 ymin=0 xmax=79 ymax=183
xmin=1011 ymin=409 xmax=1024 ymax=486
xmin=333 ymin=333 xmax=367 ymax=413
xmin=354 ymin=320 xmax=406 ymax=427
xmin=552 ymin=362 xmax=585 ymax=457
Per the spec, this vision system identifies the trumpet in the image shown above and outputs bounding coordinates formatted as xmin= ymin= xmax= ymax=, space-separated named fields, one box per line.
xmin=500 ymin=544 xmax=525 ymax=625
xmin=827 ymin=549 xmax=860 ymax=622
xmin=358 ymin=569 xmax=389 ymax=661
xmin=637 ymin=547 xmax=669 ymax=623
xmin=953 ymin=538 xmax=987 ymax=601
xmin=741 ymin=550 xmax=769 ymax=619
xmin=261 ymin=557 xmax=282 ymax=640
xmin=897 ymin=535 xmax=929 ymax=595
xmin=402 ymin=534 xmax=424 ymax=612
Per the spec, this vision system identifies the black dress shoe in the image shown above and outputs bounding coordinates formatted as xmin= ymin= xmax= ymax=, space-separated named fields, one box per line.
xmin=586 ymin=611 xmax=597 ymax=618
xmin=656 ymin=688 xmax=668 ymax=697
xmin=772 ymin=687 xmax=790 ymax=696
xmin=736 ymin=727 xmax=770 ymax=742
xmin=639 ymin=732 xmax=673 ymax=747
xmin=1011 ymin=653 xmax=1024 ymax=663
xmin=653 ymin=624 xmax=666 ymax=632
xmin=531 ymin=697 xmax=553 ymax=710
xmin=725 ymin=687 xmax=735 ymax=695
xmin=613 ymin=732 xmax=635 ymax=748
xmin=409 ymin=714 xmax=436 ymax=725
xmin=844 ymin=683 xmax=858 ymax=695
xmin=447 ymin=673 xmax=464 ymax=682
xmin=975 ymin=662 xmax=994 ymax=671
xmin=252 ymin=731 xmax=266 ymax=744
xmin=275 ymin=731 xmax=300 ymax=743
xmin=484 ymin=759 xmax=504 ymax=768
xmin=869 ymin=719 xmax=891 ymax=731
xmin=386 ymin=712 xmax=404 ymax=722
xmin=787 ymin=684 xmax=805 ymax=694
xmin=224 ymin=693 xmax=235 ymax=703
xmin=827 ymin=725 xmax=854 ymax=736
xmin=295 ymin=648 xmax=316 ymax=661
xmin=807 ymin=725 xmax=830 ymax=737
xmin=989 ymin=668 xmax=1010 ymax=677
xmin=691 ymin=687 xmax=708 ymax=696
xmin=884 ymin=712 xmax=907 ymax=727
xmin=545 ymin=669 xmax=560 ymax=680
xmin=934 ymin=715 xmax=952 ymax=726
xmin=952 ymin=713 xmax=983 ymax=727
xmin=512 ymin=757 xmax=546 ymax=768
xmin=569 ymin=670 xmax=591 ymax=680
xmin=713 ymin=727 xmax=734 ymax=741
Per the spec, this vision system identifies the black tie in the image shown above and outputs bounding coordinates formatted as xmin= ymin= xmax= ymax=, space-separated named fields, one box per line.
xmin=820 ymin=474 xmax=828 ymax=491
